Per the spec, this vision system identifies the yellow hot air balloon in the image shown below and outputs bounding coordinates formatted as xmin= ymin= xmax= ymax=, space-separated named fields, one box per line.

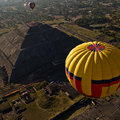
xmin=65 ymin=41 xmax=120 ymax=98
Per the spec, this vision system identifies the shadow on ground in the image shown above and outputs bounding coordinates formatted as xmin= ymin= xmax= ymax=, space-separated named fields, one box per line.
xmin=51 ymin=98 xmax=92 ymax=120
xmin=10 ymin=23 xmax=83 ymax=84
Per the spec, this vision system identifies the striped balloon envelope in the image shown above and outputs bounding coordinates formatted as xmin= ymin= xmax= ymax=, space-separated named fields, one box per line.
xmin=29 ymin=2 xmax=35 ymax=9
xmin=65 ymin=41 xmax=120 ymax=98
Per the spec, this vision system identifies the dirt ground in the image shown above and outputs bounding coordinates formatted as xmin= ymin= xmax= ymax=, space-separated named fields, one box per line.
xmin=71 ymin=96 xmax=120 ymax=120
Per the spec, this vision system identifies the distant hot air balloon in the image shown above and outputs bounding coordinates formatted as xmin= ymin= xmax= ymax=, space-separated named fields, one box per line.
xmin=65 ymin=41 xmax=120 ymax=98
xmin=29 ymin=2 xmax=35 ymax=9
xmin=24 ymin=3 xmax=27 ymax=7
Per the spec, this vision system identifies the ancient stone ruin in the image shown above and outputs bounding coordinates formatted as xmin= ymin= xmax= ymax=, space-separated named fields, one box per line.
xmin=0 ymin=23 xmax=82 ymax=84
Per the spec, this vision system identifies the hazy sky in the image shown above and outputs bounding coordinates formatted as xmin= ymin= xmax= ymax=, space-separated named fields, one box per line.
xmin=0 ymin=0 xmax=8 ymax=2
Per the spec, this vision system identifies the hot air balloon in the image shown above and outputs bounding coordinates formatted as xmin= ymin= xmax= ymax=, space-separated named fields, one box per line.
xmin=65 ymin=41 xmax=120 ymax=98
xmin=24 ymin=3 xmax=27 ymax=7
xmin=29 ymin=2 xmax=35 ymax=9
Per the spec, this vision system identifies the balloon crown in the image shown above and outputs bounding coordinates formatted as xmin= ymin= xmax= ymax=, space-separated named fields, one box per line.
xmin=87 ymin=43 xmax=105 ymax=51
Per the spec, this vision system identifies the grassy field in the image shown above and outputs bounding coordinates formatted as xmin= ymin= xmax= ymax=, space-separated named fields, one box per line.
xmin=22 ymin=89 xmax=86 ymax=120
xmin=23 ymin=90 xmax=74 ymax=120
xmin=60 ymin=23 xmax=100 ymax=38
xmin=23 ymin=101 xmax=51 ymax=120
xmin=56 ymin=26 xmax=86 ymax=42
xmin=44 ymin=18 xmax=65 ymax=26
